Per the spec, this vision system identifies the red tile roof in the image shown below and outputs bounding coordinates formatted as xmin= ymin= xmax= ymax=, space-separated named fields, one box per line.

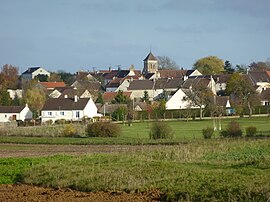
xmin=103 ymin=92 xmax=132 ymax=103
xmin=39 ymin=82 xmax=66 ymax=89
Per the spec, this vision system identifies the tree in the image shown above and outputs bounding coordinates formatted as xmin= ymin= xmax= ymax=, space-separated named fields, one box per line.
xmin=34 ymin=74 xmax=49 ymax=82
xmin=157 ymin=56 xmax=180 ymax=69
xmin=57 ymin=70 xmax=75 ymax=86
xmin=23 ymin=87 xmax=46 ymax=118
xmin=224 ymin=60 xmax=235 ymax=74
xmin=112 ymin=90 xmax=129 ymax=104
xmin=193 ymin=56 xmax=224 ymax=75
xmin=0 ymin=64 xmax=19 ymax=89
xmin=226 ymin=73 xmax=258 ymax=117
xmin=249 ymin=61 xmax=270 ymax=71
xmin=48 ymin=72 xmax=63 ymax=82
xmin=111 ymin=106 xmax=127 ymax=121
xmin=0 ymin=88 xmax=12 ymax=105
xmin=141 ymin=91 xmax=150 ymax=103
xmin=95 ymin=92 xmax=104 ymax=104
xmin=235 ymin=64 xmax=248 ymax=73
xmin=152 ymin=100 xmax=166 ymax=119
xmin=184 ymin=86 xmax=214 ymax=119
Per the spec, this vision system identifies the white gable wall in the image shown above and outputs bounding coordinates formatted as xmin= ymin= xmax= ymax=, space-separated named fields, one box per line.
xmin=83 ymin=98 xmax=98 ymax=118
xmin=32 ymin=67 xmax=50 ymax=79
xmin=166 ymin=89 xmax=198 ymax=110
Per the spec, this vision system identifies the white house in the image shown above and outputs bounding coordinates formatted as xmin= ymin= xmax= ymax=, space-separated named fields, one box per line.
xmin=0 ymin=105 xmax=33 ymax=122
xmin=166 ymin=88 xmax=199 ymax=110
xmin=21 ymin=67 xmax=50 ymax=80
xmin=41 ymin=96 xmax=100 ymax=123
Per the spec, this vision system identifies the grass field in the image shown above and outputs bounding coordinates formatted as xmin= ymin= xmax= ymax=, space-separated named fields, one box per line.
xmin=0 ymin=117 xmax=269 ymax=145
xmin=1 ymin=138 xmax=270 ymax=201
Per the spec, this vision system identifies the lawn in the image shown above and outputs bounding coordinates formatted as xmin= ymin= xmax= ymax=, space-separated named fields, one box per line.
xmin=0 ymin=116 xmax=269 ymax=145
xmin=1 ymin=138 xmax=270 ymax=201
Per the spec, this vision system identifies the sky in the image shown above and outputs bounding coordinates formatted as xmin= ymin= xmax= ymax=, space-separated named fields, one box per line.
xmin=0 ymin=0 xmax=270 ymax=74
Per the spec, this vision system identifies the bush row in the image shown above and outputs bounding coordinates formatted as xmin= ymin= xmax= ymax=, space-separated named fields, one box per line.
xmin=202 ymin=121 xmax=259 ymax=139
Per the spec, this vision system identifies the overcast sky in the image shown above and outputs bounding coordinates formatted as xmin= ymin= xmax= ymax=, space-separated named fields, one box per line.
xmin=1 ymin=0 xmax=270 ymax=73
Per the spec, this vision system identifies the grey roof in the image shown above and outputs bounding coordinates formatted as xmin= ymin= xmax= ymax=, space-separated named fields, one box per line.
xmin=22 ymin=67 xmax=41 ymax=75
xmin=144 ymin=73 xmax=155 ymax=79
xmin=42 ymin=98 xmax=90 ymax=111
xmin=158 ymin=70 xmax=187 ymax=78
xmin=248 ymin=71 xmax=270 ymax=85
xmin=182 ymin=77 xmax=210 ymax=89
xmin=72 ymin=80 xmax=101 ymax=91
xmin=155 ymin=78 xmax=184 ymax=89
xmin=212 ymin=74 xmax=232 ymax=83
xmin=0 ymin=106 xmax=25 ymax=113
xmin=128 ymin=80 xmax=154 ymax=90
xmin=144 ymin=52 xmax=157 ymax=61
xmin=58 ymin=88 xmax=89 ymax=99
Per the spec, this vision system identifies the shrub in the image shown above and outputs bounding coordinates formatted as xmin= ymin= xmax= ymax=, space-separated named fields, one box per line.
xmin=246 ymin=126 xmax=257 ymax=137
xmin=202 ymin=127 xmax=214 ymax=139
xmin=45 ymin=120 xmax=53 ymax=125
xmin=85 ymin=122 xmax=121 ymax=137
xmin=111 ymin=106 xmax=127 ymax=121
xmin=220 ymin=121 xmax=242 ymax=138
xmin=149 ymin=121 xmax=174 ymax=140
xmin=61 ymin=124 xmax=78 ymax=137
xmin=55 ymin=119 xmax=67 ymax=125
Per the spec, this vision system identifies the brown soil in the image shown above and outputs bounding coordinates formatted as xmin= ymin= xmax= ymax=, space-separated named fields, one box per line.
xmin=0 ymin=144 xmax=165 ymax=201
xmin=0 ymin=184 xmax=163 ymax=202
xmin=0 ymin=143 xmax=168 ymax=158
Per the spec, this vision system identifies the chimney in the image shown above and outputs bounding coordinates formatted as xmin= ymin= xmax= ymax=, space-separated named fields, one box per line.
xmin=74 ymin=95 xmax=78 ymax=102
xmin=64 ymin=94 xmax=68 ymax=98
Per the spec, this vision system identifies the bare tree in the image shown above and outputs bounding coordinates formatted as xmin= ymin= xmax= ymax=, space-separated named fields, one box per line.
xmin=157 ymin=56 xmax=180 ymax=69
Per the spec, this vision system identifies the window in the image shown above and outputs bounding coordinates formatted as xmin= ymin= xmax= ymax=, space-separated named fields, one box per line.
xmin=60 ymin=112 xmax=64 ymax=116
xmin=76 ymin=111 xmax=80 ymax=118
xmin=48 ymin=112 xmax=52 ymax=116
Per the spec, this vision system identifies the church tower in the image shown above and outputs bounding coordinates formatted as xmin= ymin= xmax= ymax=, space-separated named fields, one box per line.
xmin=142 ymin=52 xmax=158 ymax=75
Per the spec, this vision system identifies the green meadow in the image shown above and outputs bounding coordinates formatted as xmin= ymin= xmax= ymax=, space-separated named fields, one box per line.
xmin=0 ymin=116 xmax=269 ymax=145
xmin=1 ymin=139 xmax=270 ymax=201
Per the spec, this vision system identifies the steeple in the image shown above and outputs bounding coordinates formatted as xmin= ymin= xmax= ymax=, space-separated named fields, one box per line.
xmin=142 ymin=52 xmax=158 ymax=75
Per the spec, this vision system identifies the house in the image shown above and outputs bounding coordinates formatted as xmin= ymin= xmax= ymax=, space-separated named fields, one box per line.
xmin=58 ymin=88 xmax=92 ymax=99
xmin=71 ymin=80 xmax=102 ymax=100
xmin=127 ymin=80 xmax=159 ymax=101
xmin=21 ymin=67 xmax=50 ymax=80
xmin=0 ymin=105 xmax=33 ymax=122
xmin=260 ymin=88 xmax=270 ymax=106
xmin=157 ymin=69 xmax=202 ymax=80
xmin=7 ymin=89 xmax=23 ymax=100
xmin=133 ymin=102 xmax=149 ymax=111
xmin=212 ymin=74 xmax=232 ymax=95
xmin=49 ymin=87 xmax=73 ymax=98
xmin=102 ymin=65 xmax=141 ymax=86
xmin=182 ymin=76 xmax=216 ymax=95
xmin=41 ymin=96 xmax=100 ymax=123
xmin=103 ymin=92 xmax=132 ymax=103
xmin=37 ymin=82 xmax=66 ymax=90
xmin=165 ymin=88 xmax=199 ymax=110
xmin=76 ymin=71 xmax=96 ymax=81
xmin=247 ymin=71 xmax=270 ymax=93
xmin=71 ymin=80 xmax=102 ymax=92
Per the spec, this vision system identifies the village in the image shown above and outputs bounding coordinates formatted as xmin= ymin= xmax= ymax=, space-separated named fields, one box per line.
xmin=0 ymin=52 xmax=270 ymax=125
